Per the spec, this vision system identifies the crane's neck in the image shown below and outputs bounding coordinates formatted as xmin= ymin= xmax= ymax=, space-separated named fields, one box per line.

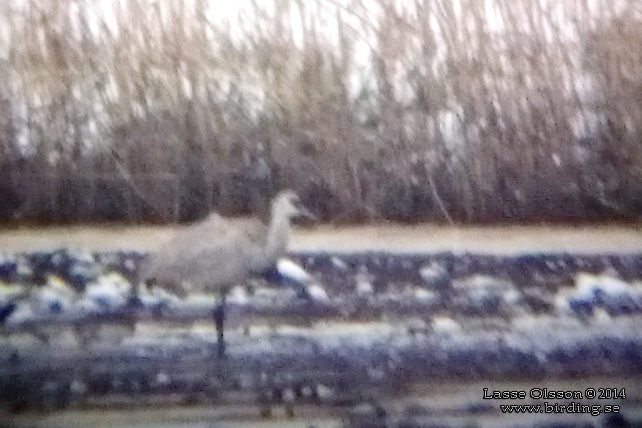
xmin=264 ymin=208 xmax=292 ymax=262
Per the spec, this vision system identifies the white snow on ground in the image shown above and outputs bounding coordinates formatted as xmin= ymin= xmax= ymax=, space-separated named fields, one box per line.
xmin=77 ymin=272 xmax=131 ymax=312
xmin=556 ymin=272 xmax=642 ymax=316
xmin=306 ymin=284 xmax=330 ymax=301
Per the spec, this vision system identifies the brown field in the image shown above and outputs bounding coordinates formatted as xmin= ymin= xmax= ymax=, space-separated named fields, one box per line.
xmin=0 ymin=224 xmax=641 ymax=254
xmin=9 ymin=375 xmax=642 ymax=428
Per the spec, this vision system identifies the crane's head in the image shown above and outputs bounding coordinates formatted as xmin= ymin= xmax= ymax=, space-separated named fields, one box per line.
xmin=272 ymin=190 xmax=316 ymax=221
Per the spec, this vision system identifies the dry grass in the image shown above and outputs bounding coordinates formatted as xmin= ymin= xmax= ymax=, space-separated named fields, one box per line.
xmin=0 ymin=0 xmax=640 ymax=224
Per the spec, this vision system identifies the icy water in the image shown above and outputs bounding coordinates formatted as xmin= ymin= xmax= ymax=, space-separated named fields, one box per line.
xmin=2 ymin=225 xmax=642 ymax=428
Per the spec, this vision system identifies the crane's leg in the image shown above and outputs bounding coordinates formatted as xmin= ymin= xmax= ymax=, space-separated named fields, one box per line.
xmin=214 ymin=290 xmax=228 ymax=359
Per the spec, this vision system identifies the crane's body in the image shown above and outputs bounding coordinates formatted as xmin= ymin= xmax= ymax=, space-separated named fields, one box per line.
xmin=141 ymin=215 xmax=285 ymax=295
xmin=139 ymin=190 xmax=314 ymax=357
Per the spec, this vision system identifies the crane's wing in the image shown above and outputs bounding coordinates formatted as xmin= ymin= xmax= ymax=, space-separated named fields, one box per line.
xmin=139 ymin=214 xmax=269 ymax=296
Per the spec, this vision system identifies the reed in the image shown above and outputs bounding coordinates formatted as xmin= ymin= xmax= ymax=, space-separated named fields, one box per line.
xmin=0 ymin=0 xmax=639 ymax=224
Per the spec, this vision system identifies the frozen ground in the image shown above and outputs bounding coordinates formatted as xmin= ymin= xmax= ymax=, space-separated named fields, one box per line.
xmin=0 ymin=223 xmax=641 ymax=253
xmin=2 ymin=224 xmax=642 ymax=428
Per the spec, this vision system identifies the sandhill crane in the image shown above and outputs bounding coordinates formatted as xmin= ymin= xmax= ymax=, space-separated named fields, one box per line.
xmin=138 ymin=190 xmax=315 ymax=358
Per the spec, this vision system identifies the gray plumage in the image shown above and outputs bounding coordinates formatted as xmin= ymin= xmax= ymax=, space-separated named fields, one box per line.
xmin=140 ymin=190 xmax=310 ymax=295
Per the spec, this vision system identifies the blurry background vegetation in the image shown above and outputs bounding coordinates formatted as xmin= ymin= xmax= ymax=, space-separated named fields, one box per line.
xmin=0 ymin=0 xmax=640 ymax=224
